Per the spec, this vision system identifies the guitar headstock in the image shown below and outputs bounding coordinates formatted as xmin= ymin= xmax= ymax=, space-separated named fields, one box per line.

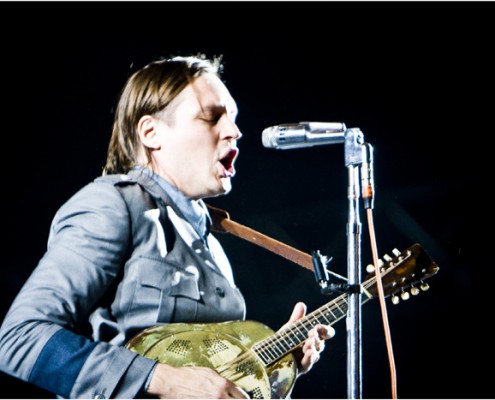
xmin=364 ymin=243 xmax=439 ymax=303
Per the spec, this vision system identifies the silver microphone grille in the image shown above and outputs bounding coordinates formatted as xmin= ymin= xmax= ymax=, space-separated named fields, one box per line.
xmin=261 ymin=126 xmax=278 ymax=148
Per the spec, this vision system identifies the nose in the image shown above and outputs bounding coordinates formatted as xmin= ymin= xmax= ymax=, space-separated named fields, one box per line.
xmin=221 ymin=117 xmax=243 ymax=141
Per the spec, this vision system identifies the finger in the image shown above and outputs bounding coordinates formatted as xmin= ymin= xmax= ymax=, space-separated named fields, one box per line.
xmin=279 ymin=302 xmax=307 ymax=331
xmin=316 ymin=339 xmax=325 ymax=352
xmin=229 ymin=385 xmax=250 ymax=399
xmin=288 ymin=302 xmax=306 ymax=323
xmin=303 ymin=329 xmax=327 ymax=355
xmin=302 ymin=336 xmax=323 ymax=357
xmin=298 ymin=347 xmax=320 ymax=374
xmin=314 ymin=324 xmax=335 ymax=340
xmin=302 ymin=336 xmax=314 ymax=353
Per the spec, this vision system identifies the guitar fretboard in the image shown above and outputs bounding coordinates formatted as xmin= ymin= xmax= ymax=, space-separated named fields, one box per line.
xmin=249 ymin=245 xmax=431 ymax=367
xmin=252 ymin=290 xmax=373 ymax=366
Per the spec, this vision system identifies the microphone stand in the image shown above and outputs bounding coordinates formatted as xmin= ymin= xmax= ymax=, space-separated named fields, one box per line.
xmin=311 ymin=127 xmax=368 ymax=399
xmin=344 ymin=128 xmax=366 ymax=399
xmin=262 ymin=120 xmax=371 ymax=398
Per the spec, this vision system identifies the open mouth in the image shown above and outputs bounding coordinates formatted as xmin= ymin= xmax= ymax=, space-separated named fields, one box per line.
xmin=219 ymin=148 xmax=238 ymax=177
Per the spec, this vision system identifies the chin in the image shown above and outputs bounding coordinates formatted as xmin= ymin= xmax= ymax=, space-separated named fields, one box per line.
xmin=203 ymin=178 xmax=232 ymax=199
xmin=219 ymin=177 xmax=233 ymax=195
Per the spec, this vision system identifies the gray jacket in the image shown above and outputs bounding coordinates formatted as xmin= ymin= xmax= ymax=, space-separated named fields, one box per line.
xmin=0 ymin=169 xmax=246 ymax=398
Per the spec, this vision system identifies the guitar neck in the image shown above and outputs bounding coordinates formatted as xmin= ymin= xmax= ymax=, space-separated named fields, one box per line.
xmin=250 ymin=243 xmax=438 ymax=367
xmin=251 ymin=289 xmax=373 ymax=366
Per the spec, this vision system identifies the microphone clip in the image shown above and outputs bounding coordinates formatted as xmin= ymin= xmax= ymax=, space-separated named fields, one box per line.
xmin=312 ymin=250 xmax=349 ymax=295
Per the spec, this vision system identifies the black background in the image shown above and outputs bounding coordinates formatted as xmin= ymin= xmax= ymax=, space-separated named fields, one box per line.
xmin=1 ymin=1 xmax=493 ymax=398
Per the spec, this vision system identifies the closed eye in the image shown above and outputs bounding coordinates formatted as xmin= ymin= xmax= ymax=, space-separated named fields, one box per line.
xmin=200 ymin=116 xmax=221 ymax=125
xmin=198 ymin=104 xmax=235 ymax=126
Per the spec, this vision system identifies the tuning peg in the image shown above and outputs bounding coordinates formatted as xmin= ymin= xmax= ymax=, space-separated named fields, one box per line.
xmin=366 ymin=258 xmax=386 ymax=273
xmin=391 ymin=295 xmax=400 ymax=305
xmin=392 ymin=248 xmax=401 ymax=257
xmin=383 ymin=254 xmax=392 ymax=262
xmin=400 ymin=290 xmax=410 ymax=301
xmin=420 ymin=281 xmax=430 ymax=291
xmin=410 ymin=286 xmax=420 ymax=296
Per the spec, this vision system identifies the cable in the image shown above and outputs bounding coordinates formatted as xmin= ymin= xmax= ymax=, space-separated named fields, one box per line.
xmin=366 ymin=208 xmax=397 ymax=399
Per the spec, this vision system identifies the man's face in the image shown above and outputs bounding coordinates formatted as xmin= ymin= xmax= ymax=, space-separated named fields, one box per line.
xmin=150 ymin=73 xmax=242 ymax=199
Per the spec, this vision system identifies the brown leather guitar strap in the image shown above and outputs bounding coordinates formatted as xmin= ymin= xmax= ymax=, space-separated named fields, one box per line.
xmin=206 ymin=204 xmax=315 ymax=272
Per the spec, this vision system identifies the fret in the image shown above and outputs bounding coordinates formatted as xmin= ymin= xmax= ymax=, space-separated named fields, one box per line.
xmin=316 ymin=307 xmax=332 ymax=323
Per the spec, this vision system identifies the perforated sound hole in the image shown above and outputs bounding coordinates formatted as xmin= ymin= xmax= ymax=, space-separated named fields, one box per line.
xmin=248 ymin=386 xmax=264 ymax=399
xmin=235 ymin=360 xmax=255 ymax=375
xmin=166 ymin=339 xmax=190 ymax=356
xmin=203 ymin=338 xmax=229 ymax=355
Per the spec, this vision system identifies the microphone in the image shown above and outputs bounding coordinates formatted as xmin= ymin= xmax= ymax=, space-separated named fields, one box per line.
xmin=262 ymin=121 xmax=347 ymax=150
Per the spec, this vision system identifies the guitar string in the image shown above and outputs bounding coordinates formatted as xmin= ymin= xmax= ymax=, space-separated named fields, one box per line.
xmin=215 ymin=256 xmax=412 ymax=381
xmin=215 ymin=291 xmax=356 ymax=380
xmin=252 ymin=269 xmax=391 ymax=362
xmin=254 ymin=296 xmax=348 ymax=361
xmin=253 ymin=250 xmax=419 ymax=361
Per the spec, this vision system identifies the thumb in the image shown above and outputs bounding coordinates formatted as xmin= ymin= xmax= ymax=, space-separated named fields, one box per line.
xmin=281 ymin=302 xmax=307 ymax=330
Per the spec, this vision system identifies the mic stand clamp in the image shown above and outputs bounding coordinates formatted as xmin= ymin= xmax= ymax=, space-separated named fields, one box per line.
xmin=312 ymin=250 xmax=362 ymax=295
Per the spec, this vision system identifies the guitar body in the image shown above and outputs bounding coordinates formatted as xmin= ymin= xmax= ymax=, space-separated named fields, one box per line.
xmin=126 ymin=320 xmax=297 ymax=399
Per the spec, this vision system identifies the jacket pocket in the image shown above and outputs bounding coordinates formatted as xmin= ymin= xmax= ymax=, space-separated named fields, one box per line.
xmin=135 ymin=259 xmax=201 ymax=324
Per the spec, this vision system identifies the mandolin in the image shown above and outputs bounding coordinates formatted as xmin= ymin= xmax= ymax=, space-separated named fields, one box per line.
xmin=126 ymin=243 xmax=439 ymax=398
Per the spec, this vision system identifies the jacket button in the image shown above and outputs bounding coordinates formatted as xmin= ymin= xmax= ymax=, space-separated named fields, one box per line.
xmin=215 ymin=287 xmax=225 ymax=297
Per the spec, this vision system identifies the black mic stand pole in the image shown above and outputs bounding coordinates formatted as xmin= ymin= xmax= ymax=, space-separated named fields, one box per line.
xmin=344 ymin=128 xmax=366 ymax=399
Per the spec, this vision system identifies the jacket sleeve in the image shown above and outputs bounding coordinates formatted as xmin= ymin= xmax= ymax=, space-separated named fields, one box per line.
xmin=0 ymin=179 xmax=156 ymax=398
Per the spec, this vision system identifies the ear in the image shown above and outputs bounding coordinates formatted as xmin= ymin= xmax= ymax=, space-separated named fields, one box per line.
xmin=137 ymin=115 xmax=161 ymax=150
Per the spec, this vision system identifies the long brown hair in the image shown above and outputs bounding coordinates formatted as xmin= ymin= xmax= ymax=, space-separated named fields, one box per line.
xmin=103 ymin=55 xmax=223 ymax=175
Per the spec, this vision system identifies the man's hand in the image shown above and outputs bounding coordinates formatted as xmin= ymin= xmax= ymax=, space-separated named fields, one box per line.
xmin=280 ymin=301 xmax=335 ymax=374
xmin=147 ymin=363 xmax=250 ymax=399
